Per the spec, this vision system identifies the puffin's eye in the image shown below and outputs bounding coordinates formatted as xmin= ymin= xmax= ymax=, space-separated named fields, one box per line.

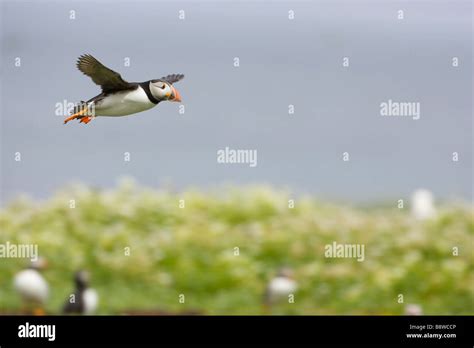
xmin=160 ymin=83 xmax=166 ymax=90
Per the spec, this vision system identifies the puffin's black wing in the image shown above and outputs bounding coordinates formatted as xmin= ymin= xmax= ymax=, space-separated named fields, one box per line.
xmin=62 ymin=291 xmax=83 ymax=314
xmin=160 ymin=74 xmax=184 ymax=84
xmin=77 ymin=54 xmax=132 ymax=93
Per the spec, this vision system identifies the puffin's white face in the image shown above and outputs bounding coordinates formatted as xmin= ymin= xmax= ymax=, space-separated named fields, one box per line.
xmin=150 ymin=80 xmax=181 ymax=102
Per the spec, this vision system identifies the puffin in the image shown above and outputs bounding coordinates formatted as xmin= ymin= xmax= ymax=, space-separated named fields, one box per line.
xmin=64 ymin=54 xmax=184 ymax=124
xmin=411 ymin=189 xmax=436 ymax=221
xmin=263 ymin=267 xmax=298 ymax=313
xmin=405 ymin=304 xmax=423 ymax=316
xmin=63 ymin=270 xmax=99 ymax=315
xmin=13 ymin=258 xmax=49 ymax=315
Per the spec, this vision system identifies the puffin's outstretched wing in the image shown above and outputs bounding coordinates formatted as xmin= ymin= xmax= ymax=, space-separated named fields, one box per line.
xmin=160 ymin=74 xmax=185 ymax=84
xmin=77 ymin=54 xmax=132 ymax=93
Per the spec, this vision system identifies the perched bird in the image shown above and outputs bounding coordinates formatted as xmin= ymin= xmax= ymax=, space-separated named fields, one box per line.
xmin=411 ymin=189 xmax=436 ymax=221
xmin=263 ymin=267 xmax=298 ymax=313
xmin=64 ymin=54 xmax=184 ymax=124
xmin=63 ymin=270 xmax=99 ymax=315
xmin=14 ymin=258 xmax=49 ymax=315
xmin=405 ymin=304 xmax=423 ymax=316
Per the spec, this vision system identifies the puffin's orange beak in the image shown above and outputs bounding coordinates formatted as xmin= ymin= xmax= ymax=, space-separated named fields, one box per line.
xmin=170 ymin=86 xmax=181 ymax=102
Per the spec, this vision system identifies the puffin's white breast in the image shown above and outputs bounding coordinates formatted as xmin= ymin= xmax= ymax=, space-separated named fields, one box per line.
xmin=268 ymin=277 xmax=297 ymax=298
xmin=14 ymin=269 xmax=49 ymax=303
xmin=411 ymin=189 xmax=436 ymax=220
xmin=95 ymin=87 xmax=156 ymax=117
xmin=82 ymin=288 xmax=99 ymax=314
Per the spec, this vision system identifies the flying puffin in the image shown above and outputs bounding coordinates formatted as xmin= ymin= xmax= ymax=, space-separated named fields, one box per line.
xmin=263 ymin=267 xmax=298 ymax=313
xmin=64 ymin=54 xmax=184 ymax=124
xmin=63 ymin=270 xmax=99 ymax=315
xmin=13 ymin=258 xmax=49 ymax=315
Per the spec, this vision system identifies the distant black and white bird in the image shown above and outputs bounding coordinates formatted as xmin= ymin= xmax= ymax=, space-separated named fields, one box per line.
xmin=14 ymin=258 xmax=49 ymax=315
xmin=411 ymin=189 xmax=436 ymax=221
xmin=64 ymin=54 xmax=184 ymax=124
xmin=63 ymin=270 xmax=98 ymax=315
xmin=263 ymin=267 xmax=298 ymax=312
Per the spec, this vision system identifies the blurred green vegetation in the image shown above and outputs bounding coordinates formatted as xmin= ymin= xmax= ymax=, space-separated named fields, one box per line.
xmin=0 ymin=180 xmax=473 ymax=315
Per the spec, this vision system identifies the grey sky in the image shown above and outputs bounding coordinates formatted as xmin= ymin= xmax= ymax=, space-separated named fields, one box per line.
xmin=0 ymin=0 xmax=472 ymax=203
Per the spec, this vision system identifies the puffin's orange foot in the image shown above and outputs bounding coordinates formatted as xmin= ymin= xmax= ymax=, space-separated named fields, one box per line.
xmin=64 ymin=114 xmax=80 ymax=124
xmin=33 ymin=307 xmax=46 ymax=316
xmin=64 ymin=108 xmax=90 ymax=124
xmin=79 ymin=116 xmax=92 ymax=124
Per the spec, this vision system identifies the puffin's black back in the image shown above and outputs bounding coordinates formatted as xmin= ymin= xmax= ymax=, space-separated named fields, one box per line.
xmin=62 ymin=290 xmax=84 ymax=314
xmin=63 ymin=271 xmax=89 ymax=314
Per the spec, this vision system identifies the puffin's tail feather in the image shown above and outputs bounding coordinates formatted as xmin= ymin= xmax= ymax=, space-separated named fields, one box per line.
xmin=70 ymin=101 xmax=90 ymax=116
